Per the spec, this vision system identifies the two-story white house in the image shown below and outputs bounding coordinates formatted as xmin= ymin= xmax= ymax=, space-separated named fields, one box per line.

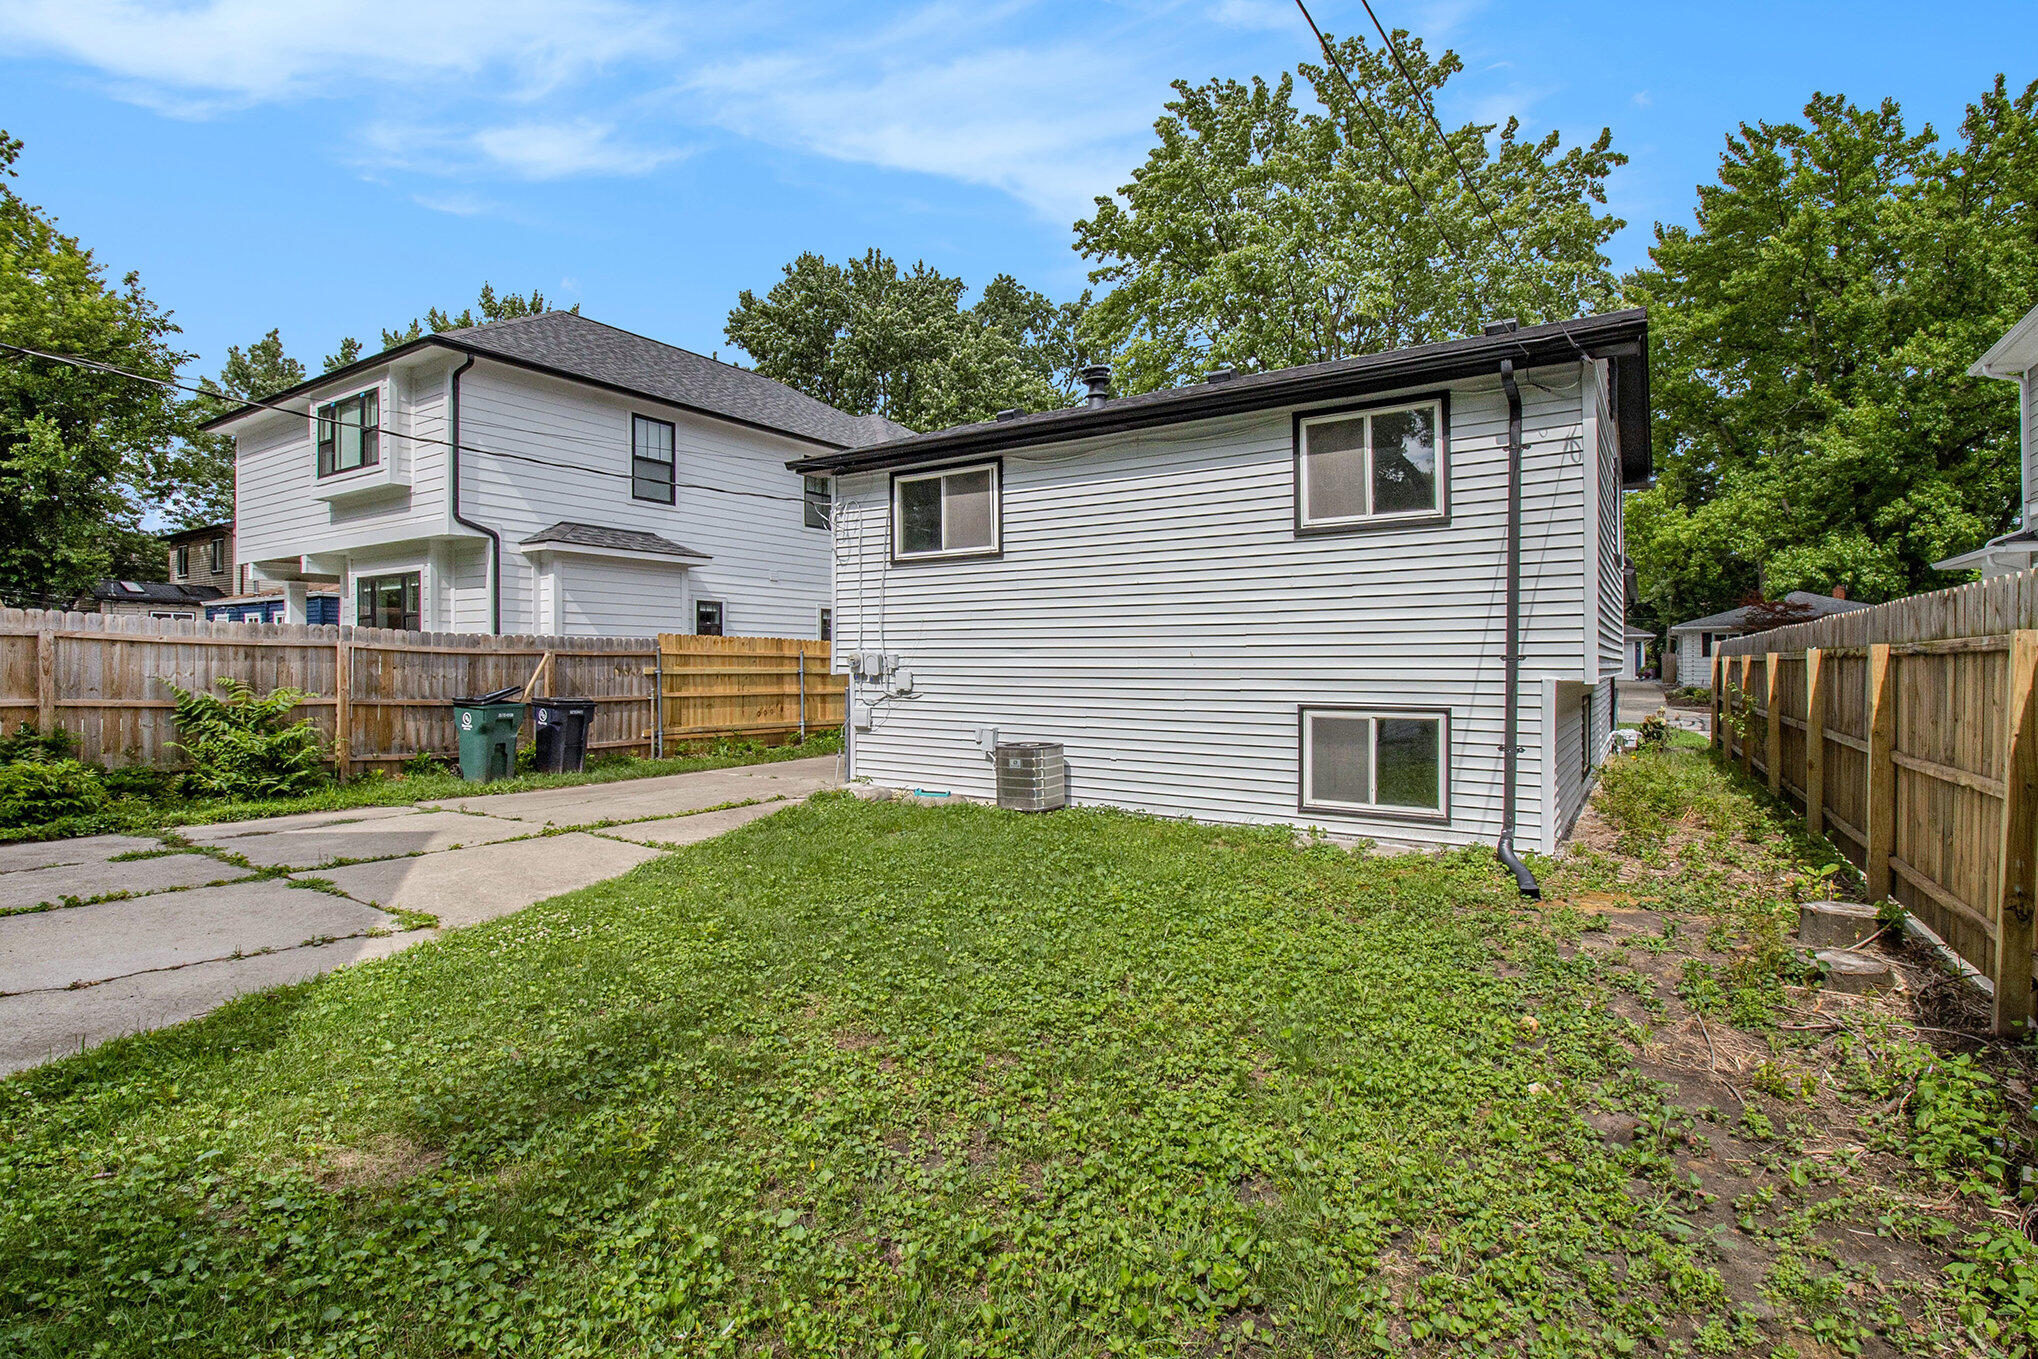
xmin=1935 ymin=302 xmax=2038 ymax=579
xmin=792 ymin=312 xmax=1650 ymax=874
xmin=202 ymin=311 xmax=906 ymax=637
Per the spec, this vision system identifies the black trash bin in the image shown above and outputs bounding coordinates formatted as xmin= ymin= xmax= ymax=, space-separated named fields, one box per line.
xmin=532 ymin=697 xmax=598 ymax=774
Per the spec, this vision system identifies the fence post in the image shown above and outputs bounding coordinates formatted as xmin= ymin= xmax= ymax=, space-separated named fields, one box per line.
xmin=1992 ymin=629 xmax=2038 ymax=1035
xmin=35 ymin=621 xmax=55 ymax=732
xmin=1865 ymin=642 xmax=1897 ymax=904
xmin=1710 ymin=652 xmax=1723 ymax=754
xmin=798 ymin=651 xmax=807 ymax=740
xmin=333 ymin=635 xmax=352 ymax=779
xmin=1737 ymin=654 xmax=1755 ymax=777
xmin=1804 ymin=647 xmax=1825 ymax=838
xmin=1765 ymin=652 xmax=1783 ymax=795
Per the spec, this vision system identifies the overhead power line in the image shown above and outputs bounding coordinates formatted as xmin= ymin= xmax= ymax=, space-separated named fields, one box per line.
xmin=0 ymin=340 xmax=810 ymax=505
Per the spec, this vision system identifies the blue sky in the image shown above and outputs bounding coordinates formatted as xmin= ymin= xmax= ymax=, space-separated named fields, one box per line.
xmin=2 ymin=0 xmax=2028 ymax=383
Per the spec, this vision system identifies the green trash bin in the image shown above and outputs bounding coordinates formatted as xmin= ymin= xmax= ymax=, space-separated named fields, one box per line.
xmin=451 ymin=688 xmax=525 ymax=782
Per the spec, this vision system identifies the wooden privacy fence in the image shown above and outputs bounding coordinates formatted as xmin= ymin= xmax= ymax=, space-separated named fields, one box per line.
xmin=1711 ymin=569 xmax=2038 ymax=1033
xmin=655 ymin=634 xmax=844 ymax=750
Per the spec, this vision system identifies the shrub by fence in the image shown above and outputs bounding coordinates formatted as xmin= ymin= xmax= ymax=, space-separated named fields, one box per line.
xmin=1714 ymin=569 xmax=2038 ymax=1033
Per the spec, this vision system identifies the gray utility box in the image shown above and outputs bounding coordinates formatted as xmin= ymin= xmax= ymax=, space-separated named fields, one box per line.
xmin=995 ymin=741 xmax=1066 ymax=812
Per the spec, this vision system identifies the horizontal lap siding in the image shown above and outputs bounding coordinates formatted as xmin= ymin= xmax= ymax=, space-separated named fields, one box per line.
xmin=458 ymin=365 xmax=828 ymax=637
xmin=835 ymin=371 xmax=1589 ymax=846
xmin=557 ymin=558 xmax=692 ymax=637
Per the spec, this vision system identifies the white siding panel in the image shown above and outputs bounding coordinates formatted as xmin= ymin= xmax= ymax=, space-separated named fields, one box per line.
xmin=835 ymin=370 xmax=1594 ymax=847
xmin=552 ymin=557 xmax=693 ymax=636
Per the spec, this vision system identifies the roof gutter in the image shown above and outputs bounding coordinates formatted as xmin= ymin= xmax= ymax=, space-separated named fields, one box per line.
xmin=1496 ymin=358 xmax=1542 ymax=901
xmin=447 ymin=355 xmax=501 ymax=635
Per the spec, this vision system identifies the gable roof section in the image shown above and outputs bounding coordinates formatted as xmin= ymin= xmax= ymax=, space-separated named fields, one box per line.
xmin=87 ymin=580 xmax=224 ymax=605
xmin=1668 ymin=591 xmax=1869 ymax=633
xmin=790 ymin=309 xmax=1651 ymax=486
xmin=518 ymin=521 xmax=711 ymax=560
xmin=199 ymin=311 xmax=909 ymax=450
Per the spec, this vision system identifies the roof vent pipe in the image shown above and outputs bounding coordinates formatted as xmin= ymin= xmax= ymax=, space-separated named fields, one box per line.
xmin=1079 ymin=363 xmax=1113 ymax=407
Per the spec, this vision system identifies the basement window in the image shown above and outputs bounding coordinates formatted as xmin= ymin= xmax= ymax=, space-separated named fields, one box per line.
xmin=316 ymin=389 xmax=381 ymax=477
xmin=1296 ymin=396 xmax=1446 ymax=531
xmin=1299 ymin=706 xmax=1448 ymax=820
xmin=892 ymin=461 xmax=1000 ymax=560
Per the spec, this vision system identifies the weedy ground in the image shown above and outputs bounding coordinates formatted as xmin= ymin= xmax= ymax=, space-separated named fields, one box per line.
xmin=0 ymin=748 xmax=2032 ymax=1357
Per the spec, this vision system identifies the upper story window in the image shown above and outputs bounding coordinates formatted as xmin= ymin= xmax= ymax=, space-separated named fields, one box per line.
xmin=633 ymin=414 xmax=676 ymax=503
xmin=316 ymin=389 xmax=381 ymax=478
xmin=1296 ymin=395 xmax=1446 ymax=532
xmin=207 ymin=537 xmax=225 ymax=573
xmin=804 ymin=475 xmax=832 ymax=529
xmin=893 ymin=461 xmax=1000 ymax=561
xmin=172 ymin=545 xmax=189 ymax=578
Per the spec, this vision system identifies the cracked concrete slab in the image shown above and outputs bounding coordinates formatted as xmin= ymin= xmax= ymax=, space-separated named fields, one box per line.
xmin=0 ymin=931 xmax=421 ymax=1075
xmin=0 ymin=853 xmax=250 ymax=913
xmin=180 ymin=809 xmax=534 ymax=868
xmin=0 ymin=834 xmax=167 ymax=875
xmin=309 ymin=833 xmax=665 ymax=930
xmin=592 ymin=799 xmax=799 ymax=847
xmin=178 ymin=804 xmax=426 ymax=838
xmin=0 ymin=879 xmax=397 ymax=994
xmin=428 ymin=756 xmax=838 ymax=826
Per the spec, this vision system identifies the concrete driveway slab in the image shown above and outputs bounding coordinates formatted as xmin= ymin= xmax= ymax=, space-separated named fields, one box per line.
xmin=182 ymin=809 xmax=534 ymax=868
xmin=0 ymin=931 xmax=419 ymax=1075
xmin=431 ymin=756 xmax=838 ymax=826
xmin=310 ymin=832 xmax=664 ymax=930
xmin=0 ymin=835 xmax=167 ymax=875
xmin=0 ymin=853 xmax=248 ymax=912
xmin=180 ymin=804 xmax=425 ymax=838
xmin=593 ymin=799 xmax=800 ymax=847
xmin=0 ymin=880 xmax=396 ymax=994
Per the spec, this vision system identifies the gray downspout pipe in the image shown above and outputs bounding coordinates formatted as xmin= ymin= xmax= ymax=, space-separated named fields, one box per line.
xmin=447 ymin=355 xmax=501 ymax=634
xmin=1496 ymin=358 xmax=1542 ymax=900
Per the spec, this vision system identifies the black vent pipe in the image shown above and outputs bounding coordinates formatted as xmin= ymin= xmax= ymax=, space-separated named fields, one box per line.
xmin=447 ymin=354 xmax=501 ymax=634
xmin=1496 ymin=358 xmax=1541 ymax=900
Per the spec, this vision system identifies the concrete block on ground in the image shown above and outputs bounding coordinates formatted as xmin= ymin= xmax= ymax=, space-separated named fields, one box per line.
xmin=592 ymin=799 xmax=797 ymax=848
xmin=0 ymin=853 xmax=249 ymax=913
xmin=0 ymin=931 xmax=421 ymax=1075
xmin=1816 ymin=949 xmax=1895 ymax=995
xmin=0 ymin=835 xmax=167 ymax=875
xmin=1797 ymin=901 xmax=1883 ymax=949
xmin=0 ymin=880 xmax=396 ymax=993
xmin=182 ymin=810 xmax=533 ymax=868
xmin=310 ymin=832 xmax=664 ymax=930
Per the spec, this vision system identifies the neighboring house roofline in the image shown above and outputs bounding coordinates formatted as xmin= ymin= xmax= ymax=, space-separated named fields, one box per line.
xmin=1667 ymin=591 xmax=1868 ymax=634
xmin=1971 ymin=302 xmax=2038 ymax=379
xmin=789 ymin=309 xmax=1651 ymax=484
xmin=157 ymin=522 xmax=231 ymax=542
xmin=197 ymin=315 xmax=896 ymax=451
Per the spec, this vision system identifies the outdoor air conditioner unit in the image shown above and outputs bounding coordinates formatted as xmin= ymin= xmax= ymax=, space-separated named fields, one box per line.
xmin=994 ymin=741 xmax=1065 ymax=813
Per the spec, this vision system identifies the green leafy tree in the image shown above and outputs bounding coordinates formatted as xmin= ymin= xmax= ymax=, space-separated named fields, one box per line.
xmin=1073 ymin=31 xmax=1625 ymax=394
xmin=725 ymin=250 xmax=1090 ymax=431
xmin=324 ymin=283 xmax=576 ymax=371
xmin=143 ymin=329 xmax=307 ymax=528
xmin=1626 ymin=78 xmax=2038 ymax=628
xmin=0 ymin=131 xmax=185 ymax=606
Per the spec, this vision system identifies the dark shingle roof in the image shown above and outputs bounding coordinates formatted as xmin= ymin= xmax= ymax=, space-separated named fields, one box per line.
xmin=519 ymin=521 xmax=711 ymax=561
xmin=88 ymin=580 xmax=224 ymax=604
xmin=439 ymin=312 xmax=908 ymax=449
xmin=1669 ymin=591 xmax=1869 ymax=633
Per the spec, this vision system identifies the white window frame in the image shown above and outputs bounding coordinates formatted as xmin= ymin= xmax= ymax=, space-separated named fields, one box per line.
xmin=1298 ymin=705 xmax=1450 ymax=822
xmin=1295 ymin=395 xmax=1448 ymax=532
xmin=891 ymin=460 xmax=1002 ymax=561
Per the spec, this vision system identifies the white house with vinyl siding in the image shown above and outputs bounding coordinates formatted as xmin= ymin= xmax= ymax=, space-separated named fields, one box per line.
xmin=794 ymin=312 xmax=1651 ymax=854
xmin=1934 ymin=302 xmax=2038 ymax=578
xmin=203 ymin=311 xmax=905 ymax=638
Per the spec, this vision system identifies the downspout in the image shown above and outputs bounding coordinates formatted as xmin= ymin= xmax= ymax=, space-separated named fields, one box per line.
xmin=447 ymin=355 xmax=501 ymax=634
xmin=1496 ymin=358 xmax=1542 ymax=900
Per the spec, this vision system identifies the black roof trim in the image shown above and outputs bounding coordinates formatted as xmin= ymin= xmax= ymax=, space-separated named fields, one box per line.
xmin=518 ymin=521 xmax=711 ymax=560
xmin=791 ymin=309 xmax=1652 ymax=487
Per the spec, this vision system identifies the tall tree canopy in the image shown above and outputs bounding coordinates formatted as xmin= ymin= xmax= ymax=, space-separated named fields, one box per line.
xmin=144 ymin=330 xmax=308 ymax=528
xmin=1626 ymin=78 xmax=2038 ymax=628
xmin=0 ymin=132 xmax=183 ymax=605
xmin=324 ymin=284 xmax=575 ymax=372
xmin=725 ymin=250 xmax=1090 ymax=432
xmin=1073 ymin=32 xmax=1625 ymax=394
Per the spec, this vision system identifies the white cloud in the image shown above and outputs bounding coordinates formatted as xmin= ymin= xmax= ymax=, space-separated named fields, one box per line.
xmin=472 ymin=120 xmax=686 ymax=178
xmin=1632 ymin=90 xmax=1652 ymax=108
xmin=411 ymin=190 xmax=501 ymax=218
xmin=1207 ymin=0 xmax=1296 ymax=30
xmin=0 ymin=0 xmax=676 ymax=110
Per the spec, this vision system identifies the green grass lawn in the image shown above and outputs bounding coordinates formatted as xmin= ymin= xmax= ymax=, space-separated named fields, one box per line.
xmin=0 ymin=733 xmax=840 ymax=844
xmin=1 ymin=765 xmax=2029 ymax=1356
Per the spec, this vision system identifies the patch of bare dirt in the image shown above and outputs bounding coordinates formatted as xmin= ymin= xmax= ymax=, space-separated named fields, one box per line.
xmin=312 ymin=1135 xmax=445 ymax=1191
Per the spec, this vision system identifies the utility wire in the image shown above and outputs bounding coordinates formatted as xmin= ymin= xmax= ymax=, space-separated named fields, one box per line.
xmin=1292 ymin=0 xmax=1474 ymax=266
xmin=0 ymin=340 xmax=813 ymax=505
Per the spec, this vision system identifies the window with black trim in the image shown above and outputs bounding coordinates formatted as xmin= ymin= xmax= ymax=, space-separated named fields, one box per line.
xmin=1581 ymin=690 xmax=1595 ymax=778
xmin=804 ymin=475 xmax=832 ymax=529
xmin=1700 ymin=632 xmax=1713 ymax=657
xmin=356 ymin=572 xmax=420 ymax=631
xmin=893 ymin=462 xmax=999 ymax=560
xmin=1296 ymin=397 xmax=1444 ymax=530
xmin=819 ymin=607 xmax=832 ymax=642
xmin=173 ymin=545 xmax=189 ymax=578
xmin=695 ymin=600 xmax=723 ymax=636
xmin=1300 ymin=706 xmax=1447 ymax=818
xmin=207 ymin=537 xmax=225 ymax=573
xmin=632 ymin=414 xmax=676 ymax=503
xmin=316 ymin=389 xmax=381 ymax=477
